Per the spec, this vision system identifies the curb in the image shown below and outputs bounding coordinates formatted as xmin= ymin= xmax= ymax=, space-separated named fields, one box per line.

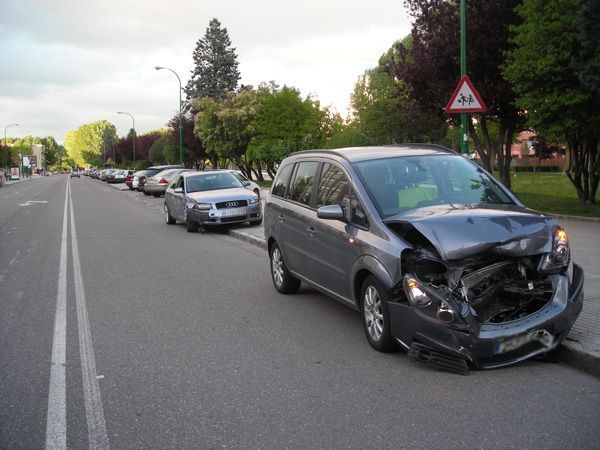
xmin=227 ymin=228 xmax=267 ymax=250
xmin=556 ymin=214 xmax=600 ymax=223
xmin=107 ymin=183 xmax=131 ymax=191
xmin=554 ymin=340 xmax=600 ymax=379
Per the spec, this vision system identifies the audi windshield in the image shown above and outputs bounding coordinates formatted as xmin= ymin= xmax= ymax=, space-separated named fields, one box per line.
xmin=185 ymin=172 xmax=243 ymax=193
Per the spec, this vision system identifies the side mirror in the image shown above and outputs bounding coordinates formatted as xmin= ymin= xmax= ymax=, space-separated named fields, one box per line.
xmin=317 ymin=204 xmax=345 ymax=221
xmin=241 ymin=180 xmax=251 ymax=187
xmin=174 ymin=187 xmax=184 ymax=194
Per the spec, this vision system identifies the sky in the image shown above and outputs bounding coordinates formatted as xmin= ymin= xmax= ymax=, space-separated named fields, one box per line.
xmin=0 ymin=0 xmax=412 ymax=143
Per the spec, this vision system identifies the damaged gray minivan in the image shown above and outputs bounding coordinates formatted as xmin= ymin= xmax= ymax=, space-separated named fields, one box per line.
xmin=264 ymin=145 xmax=584 ymax=373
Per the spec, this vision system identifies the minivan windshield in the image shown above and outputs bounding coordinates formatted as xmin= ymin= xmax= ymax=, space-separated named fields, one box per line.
xmin=353 ymin=155 xmax=513 ymax=218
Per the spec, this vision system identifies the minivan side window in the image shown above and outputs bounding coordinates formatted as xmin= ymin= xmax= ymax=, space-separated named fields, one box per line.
xmin=271 ymin=164 xmax=294 ymax=198
xmin=317 ymin=163 xmax=368 ymax=228
xmin=288 ymin=161 xmax=318 ymax=206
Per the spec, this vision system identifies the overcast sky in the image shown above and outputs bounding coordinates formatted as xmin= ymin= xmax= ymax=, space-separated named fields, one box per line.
xmin=0 ymin=0 xmax=412 ymax=143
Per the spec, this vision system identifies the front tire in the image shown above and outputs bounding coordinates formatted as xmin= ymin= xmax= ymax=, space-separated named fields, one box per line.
xmin=164 ymin=204 xmax=176 ymax=225
xmin=186 ymin=218 xmax=199 ymax=233
xmin=360 ymin=276 xmax=396 ymax=352
xmin=249 ymin=217 xmax=263 ymax=226
xmin=270 ymin=242 xmax=300 ymax=294
xmin=153 ymin=193 xmax=162 ymax=198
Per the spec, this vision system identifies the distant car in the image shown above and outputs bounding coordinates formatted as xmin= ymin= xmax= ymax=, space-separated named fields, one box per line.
xmin=229 ymin=170 xmax=261 ymax=198
xmin=70 ymin=171 xmax=81 ymax=178
xmin=131 ymin=170 xmax=146 ymax=191
xmin=111 ymin=169 xmax=133 ymax=184
xmin=164 ymin=170 xmax=262 ymax=232
xmin=100 ymin=169 xmax=115 ymax=181
xmin=138 ymin=165 xmax=183 ymax=194
xmin=144 ymin=168 xmax=193 ymax=197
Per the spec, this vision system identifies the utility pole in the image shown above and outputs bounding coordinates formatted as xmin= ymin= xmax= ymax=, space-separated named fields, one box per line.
xmin=460 ymin=0 xmax=468 ymax=155
xmin=117 ymin=111 xmax=136 ymax=166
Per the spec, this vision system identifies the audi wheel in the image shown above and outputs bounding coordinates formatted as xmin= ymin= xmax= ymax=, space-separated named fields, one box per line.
xmin=270 ymin=242 xmax=300 ymax=294
xmin=361 ymin=275 xmax=396 ymax=352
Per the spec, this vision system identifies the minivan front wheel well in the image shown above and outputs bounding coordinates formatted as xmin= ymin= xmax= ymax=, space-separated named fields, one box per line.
xmin=354 ymin=269 xmax=373 ymax=307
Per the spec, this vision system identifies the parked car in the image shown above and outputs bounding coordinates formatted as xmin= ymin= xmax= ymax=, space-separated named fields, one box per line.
xmin=130 ymin=170 xmax=147 ymax=191
xmin=229 ymin=170 xmax=261 ymax=198
xmin=100 ymin=169 xmax=115 ymax=181
xmin=111 ymin=169 xmax=133 ymax=184
xmin=164 ymin=170 xmax=261 ymax=231
xmin=144 ymin=168 xmax=193 ymax=197
xmin=263 ymin=144 xmax=584 ymax=373
xmin=70 ymin=170 xmax=81 ymax=178
xmin=138 ymin=165 xmax=183 ymax=194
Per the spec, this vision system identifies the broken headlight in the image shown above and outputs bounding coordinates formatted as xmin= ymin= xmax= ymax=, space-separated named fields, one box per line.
xmin=538 ymin=227 xmax=570 ymax=274
xmin=403 ymin=275 xmax=466 ymax=328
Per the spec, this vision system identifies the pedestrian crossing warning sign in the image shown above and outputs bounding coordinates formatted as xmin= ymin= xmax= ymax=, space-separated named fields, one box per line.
xmin=445 ymin=76 xmax=487 ymax=113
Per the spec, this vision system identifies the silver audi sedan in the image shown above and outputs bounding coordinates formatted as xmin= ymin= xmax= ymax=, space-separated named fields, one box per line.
xmin=164 ymin=170 xmax=262 ymax=232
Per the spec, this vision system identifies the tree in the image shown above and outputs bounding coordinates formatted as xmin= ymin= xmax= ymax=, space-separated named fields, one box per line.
xmin=64 ymin=120 xmax=117 ymax=166
xmin=167 ymin=113 xmax=205 ymax=166
xmin=504 ymin=0 xmax=600 ymax=203
xmin=394 ymin=0 xmax=523 ymax=187
xmin=184 ymin=18 xmax=240 ymax=103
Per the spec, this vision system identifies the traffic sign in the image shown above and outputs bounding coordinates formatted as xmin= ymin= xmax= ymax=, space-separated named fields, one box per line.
xmin=445 ymin=76 xmax=486 ymax=113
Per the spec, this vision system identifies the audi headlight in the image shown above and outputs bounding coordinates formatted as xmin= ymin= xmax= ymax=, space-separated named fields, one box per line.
xmin=539 ymin=226 xmax=570 ymax=273
xmin=249 ymin=195 xmax=259 ymax=205
xmin=193 ymin=202 xmax=212 ymax=211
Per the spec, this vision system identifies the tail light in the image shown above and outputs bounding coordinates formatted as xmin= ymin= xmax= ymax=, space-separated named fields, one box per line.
xmin=159 ymin=178 xmax=169 ymax=184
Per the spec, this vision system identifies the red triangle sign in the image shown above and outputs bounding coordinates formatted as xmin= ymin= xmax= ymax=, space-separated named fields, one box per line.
xmin=445 ymin=76 xmax=487 ymax=113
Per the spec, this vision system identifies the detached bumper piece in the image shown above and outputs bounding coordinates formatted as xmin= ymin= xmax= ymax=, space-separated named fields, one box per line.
xmin=408 ymin=342 xmax=469 ymax=375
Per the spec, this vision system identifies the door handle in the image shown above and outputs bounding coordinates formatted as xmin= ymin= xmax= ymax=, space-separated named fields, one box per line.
xmin=306 ymin=226 xmax=316 ymax=237
xmin=278 ymin=214 xmax=285 ymax=223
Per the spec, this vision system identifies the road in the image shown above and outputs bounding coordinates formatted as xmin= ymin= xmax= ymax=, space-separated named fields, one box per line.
xmin=1 ymin=176 xmax=599 ymax=449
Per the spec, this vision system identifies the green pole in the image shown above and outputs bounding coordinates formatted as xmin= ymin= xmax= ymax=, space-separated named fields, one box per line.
xmin=460 ymin=0 xmax=468 ymax=155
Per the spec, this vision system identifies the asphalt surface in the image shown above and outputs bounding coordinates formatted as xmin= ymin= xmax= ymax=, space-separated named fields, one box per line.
xmin=1 ymin=175 xmax=599 ymax=449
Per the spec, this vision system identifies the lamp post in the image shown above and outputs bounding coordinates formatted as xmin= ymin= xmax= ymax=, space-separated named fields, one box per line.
xmin=117 ymin=111 xmax=136 ymax=166
xmin=460 ymin=0 xmax=468 ymax=155
xmin=154 ymin=66 xmax=183 ymax=166
xmin=4 ymin=123 xmax=19 ymax=170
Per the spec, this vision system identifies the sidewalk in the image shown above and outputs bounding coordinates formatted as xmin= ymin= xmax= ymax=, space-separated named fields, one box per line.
xmin=227 ymin=194 xmax=600 ymax=377
xmin=1 ymin=174 xmax=41 ymax=187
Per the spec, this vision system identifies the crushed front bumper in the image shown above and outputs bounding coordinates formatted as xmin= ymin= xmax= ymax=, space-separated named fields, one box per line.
xmin=389 ymin=263 xmax=584 ymax=372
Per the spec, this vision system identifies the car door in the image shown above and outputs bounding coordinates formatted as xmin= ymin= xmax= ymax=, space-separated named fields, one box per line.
xmin=275 ymin=160 xmax=319 ymax=278
xmin=305 ymin=161 xmax=369 ymax=301
xmin=165 ymin=176 xmax=183 ymax=220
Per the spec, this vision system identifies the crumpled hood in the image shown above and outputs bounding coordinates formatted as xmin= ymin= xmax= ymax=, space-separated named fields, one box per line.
xmin=385 ymin=204 xmax=558 ymax=261
xmin=186 ymin=187 xmax=255 ymax=203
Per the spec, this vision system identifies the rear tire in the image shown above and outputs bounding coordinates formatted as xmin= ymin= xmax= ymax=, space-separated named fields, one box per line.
xmin=143 ymin=191 xmax=150 ymax=196
xmin=250 ymin=218 xmax=263 ymax=226
xmin=153 ymin=193 xmax=162 ymax=197
xmin=164 ymin=204 xmax=176 ymax=225
xmin=360 ymin=275 xmax=396 ymax=352
xmin=269 ymin=242 xmax=300 ymax=294
xmin=186 ymin=218 xmax=199 ymax=233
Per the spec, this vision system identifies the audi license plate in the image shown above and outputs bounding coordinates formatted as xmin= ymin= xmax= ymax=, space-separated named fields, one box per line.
xmin=222 ymin=207 xmax=246 ymax=217
xmin=496 ymin=329 xmax=555 ymax=354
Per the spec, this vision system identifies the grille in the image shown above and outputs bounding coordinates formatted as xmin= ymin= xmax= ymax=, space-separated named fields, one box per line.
xmin=221 ymin=215 xmax=247 ymax=223
xmin=215 ymin=200 xmax=248 ymax=209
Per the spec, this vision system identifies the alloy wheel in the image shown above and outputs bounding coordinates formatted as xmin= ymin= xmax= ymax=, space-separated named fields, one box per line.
xmin=363 ymin=285 xmax=384 ymax=342
xmin=271 ymin=247 xmax=284 ymax=287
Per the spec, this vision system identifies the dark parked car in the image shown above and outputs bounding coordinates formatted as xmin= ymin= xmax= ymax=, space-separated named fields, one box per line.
xmin=164 ymin=171 xmax=261 ymax=232
xmin=138 ymin=165 xmax=183 ymax=194
xmin=264 ymin=145 xmax=584 ymax=373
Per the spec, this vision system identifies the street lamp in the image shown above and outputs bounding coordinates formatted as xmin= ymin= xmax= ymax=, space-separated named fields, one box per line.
xmin=3 ymin=123 xmax=19 ymax=170
xmin=117 ymin=111 xmax=136 ymax=166
xmin=154 ymin=65 xmax=183 ymax=166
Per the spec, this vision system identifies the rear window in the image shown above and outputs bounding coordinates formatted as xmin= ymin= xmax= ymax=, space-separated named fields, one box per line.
xmin=271 ymin=164 xmax=294 ymax=197
xmin=288 ymin=161 xmax=318 ymax=206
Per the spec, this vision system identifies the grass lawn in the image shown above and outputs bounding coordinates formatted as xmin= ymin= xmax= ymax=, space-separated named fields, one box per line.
xmin=507 ymin=172 xmax=599 ymax=218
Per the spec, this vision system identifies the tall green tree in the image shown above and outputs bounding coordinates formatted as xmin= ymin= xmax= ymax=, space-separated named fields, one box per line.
xmin=64 ymin=120 xmax=117 ymax=166
xmin=504 ymin=0 xmax=600 ymax=203
xmin=185 ymin=18 xmax=240 ymax=102
xmin=394 ymin=0 xmax=523 ymax=187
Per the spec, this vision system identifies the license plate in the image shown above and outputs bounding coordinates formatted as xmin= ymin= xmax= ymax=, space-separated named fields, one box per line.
xmin=222 ymin=207 xmax=246 ymax=217
xmin=496 ymin=329 xmax=555 ymax=354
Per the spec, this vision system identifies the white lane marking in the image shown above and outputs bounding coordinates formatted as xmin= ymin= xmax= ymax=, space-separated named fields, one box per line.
xmin=17 ymin=200 xmax=48 ymax=207
xmin=45 ymin=178 xmax=69 ymax=450
xmin=69 ymin=181 xmax=110 ymax=450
